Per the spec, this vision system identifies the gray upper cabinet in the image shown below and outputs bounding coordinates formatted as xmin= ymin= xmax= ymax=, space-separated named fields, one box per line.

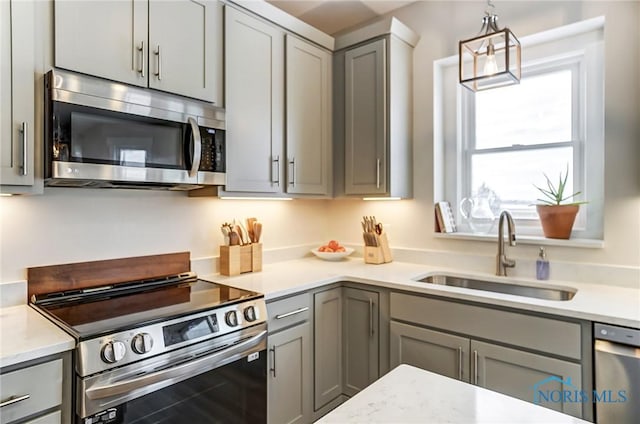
xmin=313 ymin=287 xmax=342 ymax=410
xmin=344 ymin=39 xmax=387 ymax=196
xmin=335 ymin=18 xmax=417 ymax=198
xmin=285 ymin=35 xmax=332 ymax=195
xmin=224 ymin=7 xmax=284 ymax=193
xmin=54 ymin=0 xmax=222 ymax=103
xmin=342 ymin=287 xmax=379 ymax=396
xmin=1 ymin=0 xmax=35 ymax=188
xmin=224 ymin=7 xmax=332 ymax=196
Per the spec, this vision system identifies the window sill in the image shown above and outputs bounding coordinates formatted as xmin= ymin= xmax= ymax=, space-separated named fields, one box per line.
xmin=434 ymin=232 xmax=604 ymax=249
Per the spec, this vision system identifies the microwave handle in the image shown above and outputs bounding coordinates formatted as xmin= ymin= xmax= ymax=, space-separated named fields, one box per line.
xmin=187 ymin=117 xmax=201 ymax=178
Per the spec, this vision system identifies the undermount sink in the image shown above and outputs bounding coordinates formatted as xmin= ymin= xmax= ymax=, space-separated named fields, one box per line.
xmin=415 ymin=274 xmax=576 ymax=301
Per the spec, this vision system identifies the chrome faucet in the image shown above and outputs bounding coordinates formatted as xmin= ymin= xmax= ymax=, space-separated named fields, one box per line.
xmin=496 ymin=211 xmax=516 ymax=276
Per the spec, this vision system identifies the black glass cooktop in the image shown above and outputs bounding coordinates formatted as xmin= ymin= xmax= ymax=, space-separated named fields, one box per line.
xmin=33 ymin=279 xmax=261 ymax=340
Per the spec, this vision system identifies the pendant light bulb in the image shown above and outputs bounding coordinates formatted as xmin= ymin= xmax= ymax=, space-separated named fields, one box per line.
xmin=484 ymin=42 xmax=498 ymax=76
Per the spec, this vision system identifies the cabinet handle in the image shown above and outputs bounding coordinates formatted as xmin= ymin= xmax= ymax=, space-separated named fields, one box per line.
xmin=269 ymin=346 xmax=276 ymax=377
xmin=20 ymin=122 xmax=27 ymax=176
xmin=473 ymin=350 xmax=478 ymax=385
xmin=154 ymin=45 xmax=162 ymax=80
xmin=274 ymin=307 xmax=308 ymax=320
xmin=376 ymin=158 xmax=381 ymax=189
xmin=369 ymin=298 xmax=374 ymax=337
xmin=0 ymin=394 xmax=30 ymax=408
xmin=289 ymin=158 xmax=295 ymax=186
xmin=458 ymin=347 xmax=463 ymax=380
xmin=137 ymin=41 xmax=145 ymax=77
xmin=272 ymin=156 xmax=280 ymax=185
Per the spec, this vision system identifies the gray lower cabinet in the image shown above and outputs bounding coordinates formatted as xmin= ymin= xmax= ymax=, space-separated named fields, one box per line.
xmin=313 ymin=287 xmax=343 ymax=410
xmin=268 ymin=323 xmax=312 ymax=424
xmin=342 ymin=287 xmax=379 ymax=396
xmin=389 ymin=292 xmax=590 ymax=420
xmin=266 ymin=293 xmax=312 ymax=424
xmin=472 ymin=340 xmax=583 ymax=418
xmin=0 ymin=354 xmax=70 ymax=424
xmin=390 ymin=321 xmax=470 ymax=381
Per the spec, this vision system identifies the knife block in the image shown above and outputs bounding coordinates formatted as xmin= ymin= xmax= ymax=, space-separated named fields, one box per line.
xmin=364 ymin=233 xmax=393 ymax=264
xmin=219 ymin=243 xmax=262 ymax=276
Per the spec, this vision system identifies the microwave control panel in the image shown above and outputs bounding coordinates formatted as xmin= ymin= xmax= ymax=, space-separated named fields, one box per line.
xmin=200 ymin=128 xmax=225 ymax=172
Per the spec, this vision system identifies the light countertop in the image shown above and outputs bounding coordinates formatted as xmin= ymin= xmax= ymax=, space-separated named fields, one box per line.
xmin=206 ymin=257 xmax=640 ymax=328
xmin=0 ymin=305 xmax=75 ymax=369
xmin=317 ymin=364 xmax=589 ymax=423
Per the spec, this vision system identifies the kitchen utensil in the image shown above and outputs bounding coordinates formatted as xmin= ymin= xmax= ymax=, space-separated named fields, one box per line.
xmin=253 ymin=222 xmax=262 ymax=243
xmin=246 ymin=218 xmax=257 ymax=242
xmin=229 ymin=230 xmax=240 ymax=246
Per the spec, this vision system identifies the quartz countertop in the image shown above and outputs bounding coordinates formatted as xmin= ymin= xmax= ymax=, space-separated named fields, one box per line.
xmin=205 ymin=257 xmax=640 ymax=328
xmin=317 ymin=364 xmax=588 ymax=423
xmin=0 ymin=305 xmax=75 ymax=369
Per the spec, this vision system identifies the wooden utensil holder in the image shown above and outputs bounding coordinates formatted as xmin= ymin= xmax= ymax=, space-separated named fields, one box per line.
xmin=364 ymin=233 xmax=393 ymax=264
xmin=219 ymin=243 xmax=262 ymax=276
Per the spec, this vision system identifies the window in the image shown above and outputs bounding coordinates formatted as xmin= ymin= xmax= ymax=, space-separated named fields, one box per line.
xmin=434 ymin=17 xmax=604 ymax=240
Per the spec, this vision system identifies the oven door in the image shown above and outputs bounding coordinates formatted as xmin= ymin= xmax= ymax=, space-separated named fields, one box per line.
xmin=78 ymin=325 xmax=267 ymax=424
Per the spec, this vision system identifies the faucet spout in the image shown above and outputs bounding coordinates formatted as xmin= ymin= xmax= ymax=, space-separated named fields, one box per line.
xmin=496 ymin=211 xmax=516 ymax=276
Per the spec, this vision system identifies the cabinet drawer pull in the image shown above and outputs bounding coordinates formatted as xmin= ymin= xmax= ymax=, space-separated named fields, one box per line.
xmin=289 ymin=158 xmax=295 ymax=186
xmin=269 ymin=346 xmax=276 ymax=377
xmin=154 ymin=45 xmax=162 ymax=80
xmin=272 ymin=156 xmax=280 ymax=185
xmin=0 ymin=394 xmax=30 ymax=408
xmin=458 ymin=347 xmax=463 ymax=380
xmin=376 ymin=158 xmax=380 ymax=189
xmin=20 ymin=122 xmax=28 ymax=176
xmin=473 ymin=350 xmax=478 ymax=385
xmin=274 ymin=307 xmax=308 ymax=320
xmin=369 ymin=298 xmax=374 ymax=337
xmin=137 ymin=41 xmax=145 ymax=77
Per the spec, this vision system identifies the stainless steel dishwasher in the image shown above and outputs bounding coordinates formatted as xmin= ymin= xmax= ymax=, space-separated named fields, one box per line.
xmin=594 ymin=323 xmax=640 ymax=423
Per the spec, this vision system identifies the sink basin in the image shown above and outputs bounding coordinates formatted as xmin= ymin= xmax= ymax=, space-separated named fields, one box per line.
xmin=416 ymin=275 xmax=576 ymax=301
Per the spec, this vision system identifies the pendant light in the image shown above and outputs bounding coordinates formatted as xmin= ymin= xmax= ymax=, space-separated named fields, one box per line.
xmin=459 ymin=0 xmax=521 ymax=92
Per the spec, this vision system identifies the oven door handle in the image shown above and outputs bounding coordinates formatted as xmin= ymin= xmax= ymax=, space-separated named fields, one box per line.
xmin=86 ymin=330 xmax=266 ymax=400
xmin=187 ymin=117 xmax=201 ymax=178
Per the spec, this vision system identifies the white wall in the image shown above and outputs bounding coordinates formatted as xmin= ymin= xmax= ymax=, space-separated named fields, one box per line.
xmin=1 ymin=1 xmax=638 ymax=285
xmin=0 ymin=189 xmax=331 ymax=281
xmin=328 ymin=1 xmax=640 ymax=271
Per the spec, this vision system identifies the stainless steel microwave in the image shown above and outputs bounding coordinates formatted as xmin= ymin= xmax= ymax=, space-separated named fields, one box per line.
xmin=44 ymin=69 xmax=225 ymax=190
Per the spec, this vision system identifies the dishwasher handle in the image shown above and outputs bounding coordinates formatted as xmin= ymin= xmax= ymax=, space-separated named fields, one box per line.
xmin=595 ymin=339 xmax=640 ymax=358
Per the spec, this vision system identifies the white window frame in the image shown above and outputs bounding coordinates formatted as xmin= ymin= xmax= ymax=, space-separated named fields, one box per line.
xmin=434 ymin=17 xmax=604 ymax=241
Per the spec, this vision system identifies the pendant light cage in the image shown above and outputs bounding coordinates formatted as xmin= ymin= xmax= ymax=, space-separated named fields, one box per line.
xmin=459 ymin=3 xmax=521 ymax=92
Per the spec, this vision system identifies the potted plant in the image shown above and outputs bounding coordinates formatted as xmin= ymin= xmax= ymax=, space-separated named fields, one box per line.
xmin=534 ymin=167 xmax=586 ymax=239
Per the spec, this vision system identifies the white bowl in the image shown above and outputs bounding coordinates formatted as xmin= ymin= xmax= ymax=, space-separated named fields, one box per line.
xmin=310 ymin=247 xmax=354 ymax=261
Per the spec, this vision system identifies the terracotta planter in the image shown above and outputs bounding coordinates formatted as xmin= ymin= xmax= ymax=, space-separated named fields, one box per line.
xmin=536 ymin=204 xmax=579 ymax=239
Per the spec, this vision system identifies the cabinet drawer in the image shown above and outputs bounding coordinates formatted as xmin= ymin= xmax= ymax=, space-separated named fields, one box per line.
xmin=0 ymin=359 xmax=63 ymax=423
xmin=26 ymin=410 xmax=61 ymax=424
xmin=267 ymin=293 xmax=311 ymax=333
xmin=390 ymin=293 xmax=581 ymax=359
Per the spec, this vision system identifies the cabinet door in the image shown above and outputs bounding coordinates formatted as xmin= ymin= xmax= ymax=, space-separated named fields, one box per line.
xmin=314 ymin=287 xmax=342 ymax=410
xmin=268 ymin=323 xmax=312 ymax=424
xmin=390 ymin=321 xmax=470 ymax=381
xmin=342 ymin=288 xmax=379 ymax=396
xmin=344 ymin=38 xmax=387 ymax=195
xmin=148 ymin=0 xmax=222 ymax=103
xmin=472 ymin=340 xmax=583 ymax=418
xmin=1 ymin=0 xmax=35 ymax=186
xmin=54 ymin=0 xmax=148 ymax=87
xmin=225 ymin=7 xmax=284 ymax=193
xmin=285 ymin=35 xmax=331 ymax=195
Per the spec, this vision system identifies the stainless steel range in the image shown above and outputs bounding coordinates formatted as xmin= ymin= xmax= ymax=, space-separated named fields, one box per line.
xmin=30 ymin=271 xmax=267 ymax=424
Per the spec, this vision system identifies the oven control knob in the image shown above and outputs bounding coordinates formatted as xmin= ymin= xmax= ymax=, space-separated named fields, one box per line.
xmin=244 ymin=306 xmax=257 ymax=322
xmin=101 ymin=341 xmax=126 ymax=364
xmin=131 ymin=333 xmax=154 ymax=354
xmin=225 ymin=310 xmax=238 ymax=327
